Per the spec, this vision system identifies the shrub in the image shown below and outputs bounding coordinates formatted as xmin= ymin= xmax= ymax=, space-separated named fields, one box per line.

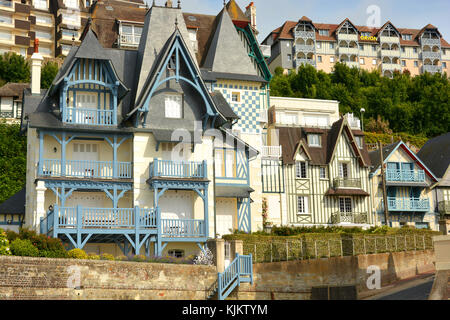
xmin=100 ymin=253 xmax=115 ymax=261
xmin=115 ymin=255 xmax=129 ymax=261
xmin=0 ymin=228 xmax=11 ymax=255
xmin=67 ymin=248 xmax=88 ymax=259
xmin=10 ymin=239 xmax=39 ymax=257
xmin=132 ymin=254 xmax=147 ymax=262
xmin=5 ymin=229 xmax=19 ymax=242
xmin=87 ymin=253 xmax=100 ymax=260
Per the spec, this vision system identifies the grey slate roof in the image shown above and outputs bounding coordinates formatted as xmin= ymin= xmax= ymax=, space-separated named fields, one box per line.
xmin=0 ymin=188 xmax=25 ymax=215
xmin=417 ymin=133 xmax=450 ymax=179
xmin=210 ymin=91 xmax=239 ymax=120
xmin=202 ymin=8 xmax=259 ymax=76
xmin=201 ymin=70 xmax=267 ymax=83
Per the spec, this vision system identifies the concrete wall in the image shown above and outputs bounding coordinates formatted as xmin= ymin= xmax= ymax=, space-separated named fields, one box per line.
xmin=232 ymin=249 xmax=435 ymax=300
xmin=0 ymin=256 xmax=217 ymax=300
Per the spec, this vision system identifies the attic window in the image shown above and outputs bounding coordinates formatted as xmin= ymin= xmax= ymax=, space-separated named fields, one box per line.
xmin=188 ymin=16 xmax=197 ymax=22
xmin=308 ymin=134 xmax=321 ymax=147
xmin=318 ymin=30 xmax=329 ymax=36
xmin=355 ymin=136 xmax=364 ymax=149
xmin=402 ymin=34 xmax=412 ymax=41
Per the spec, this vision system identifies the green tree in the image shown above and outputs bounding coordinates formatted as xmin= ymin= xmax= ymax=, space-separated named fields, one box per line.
xmin=0 ymin=52 xmax=30 ymax=84
xmin=0 ymin=123 xmax=27 ymax=204
xmin=41 ymin=61 xmax=59 ymax=89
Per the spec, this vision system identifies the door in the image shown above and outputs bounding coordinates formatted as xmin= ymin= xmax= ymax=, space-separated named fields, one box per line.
xmin=72 ymin=143 xmax=99 ymax=177
xmin=76 ymin=92 xmax=98 ymax=124
xmin=216 ymin=198 xmax=235 ymax=238
xmin=159 ymin=192 xmax=194 ymax=236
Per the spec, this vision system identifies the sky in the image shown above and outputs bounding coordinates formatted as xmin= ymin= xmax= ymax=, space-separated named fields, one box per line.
xmin=148 ymin=0 xmax=450 ymax=42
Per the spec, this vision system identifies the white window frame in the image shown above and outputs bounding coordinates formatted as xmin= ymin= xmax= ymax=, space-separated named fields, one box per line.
xmin=120 ymin=24 xmax=143 ymax=46
xmin=165 ymin=94 xmax=183 ymax=119
xmin=295 ymin=161 xmax=308 ymax=179
xmin=76 ymin=92 xmax=98 ymax=109
xmin=33 ymin=0 xmax=48 ymax=9
xmin=308 ymin=134 xmax=321 ymax=147
xmin=297 ymin=196 xmax=309 ymax=215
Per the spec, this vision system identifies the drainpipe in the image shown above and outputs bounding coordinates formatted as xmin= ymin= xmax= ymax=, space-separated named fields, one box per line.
xmin=213 ymin=136 xmax=217 ymax=239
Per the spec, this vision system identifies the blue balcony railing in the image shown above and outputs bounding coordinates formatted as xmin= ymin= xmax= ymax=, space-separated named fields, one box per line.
xmin=40 ymin=205 xmax=207 ymax=239
xmin=161 ymin=219 xmax=207 ymax=238
xmin=63 ymin=107 xmax=115 ymax=126
xmin=149 ymin=159 xmax=207 ymax=179
xmin=386 ymin=197 xmax=430 ymax=212
xmin=39 ymin=159 xmax=132 ymax=179
xmin=386 ymin=169 xmax=425 ymax=183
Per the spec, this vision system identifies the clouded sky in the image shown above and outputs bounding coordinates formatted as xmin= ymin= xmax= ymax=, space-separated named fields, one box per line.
xmin=150 ymin=0 xmax=450 ymax=42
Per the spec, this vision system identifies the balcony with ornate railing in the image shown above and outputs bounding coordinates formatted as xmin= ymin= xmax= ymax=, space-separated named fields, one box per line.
xmin=386 ymin=169 xmax=425 ymax=183
xmin=381 ymin=49 xmax=401 ymax=57
xmin=261 ymin=145 xmax=282 ymax=159
xmin=331 ymin=212 xmax=368 ymax=224
xmin=438 ymin=201 xmax=450 ymax=215
xmin=343 ymin=61 xmax=360 ymax=69
xmin=385 ymin=197 xmax=430 ymax=212
xmin=333 ymin=178 xmax=362 ymax=189
xmin=421 ymin=38 xmax=441 ymax=46
xmin=337 ymin=33 xmax=358 ymax=42
xmin=0 ymin=111 xmax=14 ymax=118
xmin=295 ymin=44 xmax=315 ymax=53
xmin=296 ymin=58 xmax=316 ymax=67
xmin=382 ymin=63 xmax=402 ymax=72
xmin=380 ymin=36 xmax=400 ymax=44
xmin=422 ymin=51 xmax=441 ymax=60
xmin=39 ymin=159 xmax=133 ymax=180
xmin=294 ymin=31 xmax=315 ymax=39
xmin=423 ymin=65 xmax=442 ymax=73
xmin=338 ymin=47 xmax=359 ymax=55
xmin=149 ymin=159 xmax=207 ymax=180
xmin=119 ymin=33 xmax=141 ymax=48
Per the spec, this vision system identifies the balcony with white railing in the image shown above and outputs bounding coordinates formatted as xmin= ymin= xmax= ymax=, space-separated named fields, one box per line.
xmin=294 ymin=31 xmax=315 ymax=39
xmin=261 ymin=145 xmax=282 ymax=159
xmin=422 ymin=51 xmax=441 ymax=60
xmin=382 ymin=63 xmax=402 ymax=72
xmin=421 ymin=38 xmax=441 ymax=46
xmin=296 ymin=58 xmax=316 ymax=67
xmin=149 ymin=159 xmax=208 ymax=180
xmin=381 ymin=49 xmax=401 ymax=57
xmin=343 ymin=61 xmax=360 ymax=69
xmin=337 ymin=33 xmax=358 ymax=42
xmin=423 ymin=65 xmax=442 ymax=73
xmin=119 ymin=33 xmax=141 ymax=48
xmin=338 ymin=47 xmax=359 ymax=55
xmin=63 ymin=107 xmax=116 ymax=126
xmin=380 ymin=36 xmax=400 ymax=44
xmin=295 ymin=44 xmax=315 ymax=53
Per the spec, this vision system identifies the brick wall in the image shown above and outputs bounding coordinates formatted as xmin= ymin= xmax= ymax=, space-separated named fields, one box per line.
xmin=0 ymin=256 xmax=217 ymax=300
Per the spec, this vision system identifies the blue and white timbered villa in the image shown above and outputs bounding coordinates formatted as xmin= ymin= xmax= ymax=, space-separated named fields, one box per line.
xmin=21 ymin=2 xmax=270 ymax=258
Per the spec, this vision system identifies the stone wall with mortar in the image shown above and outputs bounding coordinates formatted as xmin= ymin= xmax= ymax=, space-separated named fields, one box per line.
xmin=0 ymin=256 xmax=217 ymax=300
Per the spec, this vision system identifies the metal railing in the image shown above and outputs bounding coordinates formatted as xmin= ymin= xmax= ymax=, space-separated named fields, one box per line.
xmin=294 ymin=31 xmax=315 ymax=38
xmin=0 ymin=111 xmax=14 ymax=118
xmin=161 ymin=219 xmax=206 ymax=238
xmin=295 ymin=44 xmax=315 ymax=52
xmin=218 ymin=253 xmax=253 ymax=300
xmin=422 ymin=51 xmax=441 ymax=60
xmin=423 ymin=65 xmax=442 ymax=73
xmin=39 ymin=159 xmax=132 ymax=179
xmin=385 ymin=197 xmax=430 ymax=212
xmin=421 ymin=38 xmax=441 ymax=46
xmin=119 ymin=33 xmax=141 ymax=47
xmin=333 ymin=178 xmax=362 ymax=189
xmin=242 ymin=235 xmax=434 ymax=263
xmin=386 ymin=169 xmax=425 ymax=183
xmin=63 ymin=108 xmax=115 ymax=126
xmin=261 ymin=146 xmax=282 ymax=159
xmin=149 ymin=159 xmax=207 ymax=179
xmin=331 ymin=212 xmax=368 ymax=224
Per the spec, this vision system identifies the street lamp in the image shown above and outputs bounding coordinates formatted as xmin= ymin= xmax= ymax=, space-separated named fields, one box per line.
xmin=360 ymin=108 xmax=366 ymax=131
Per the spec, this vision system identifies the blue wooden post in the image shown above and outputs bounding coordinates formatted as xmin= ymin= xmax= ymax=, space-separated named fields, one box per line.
xmin=113 ymin=135 xmax=118 ymax=179
xmin=113 ymin=82 xmax=119 ymax=125
xmin=40 ymin=217 xmax=44 ymax=234
xmin=61 ymin=132 xmax=67 ymax=176
xmin=236 ymin=253 xmax=241 ymax=285
xmin=76 ymin=205 xmax=82 ymax=248
xmin=53 ymin=204 xmax=59 ymax=238
xmin=249 ymin=253 xmax=253 ymax=285
xmin=156 ymin=207 xmax=162 ymax=256
xmin=134 ymin=206 xmax=140 ymax=255
xmin=202 ymin=160 xmax=207 ymax=178
xmin=218 ymin=272 xmax=223 ymax=301
xmin=203 ymin=188 xmax=209 ymax=238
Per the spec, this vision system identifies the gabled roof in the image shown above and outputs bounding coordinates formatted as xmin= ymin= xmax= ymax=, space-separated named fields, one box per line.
xmin=202 ymin=7 xmax=259 ymax=76
xmin=417 ymin=133 xmax=450 ymax=179
xmin=369 ymin=141 xmax=439 ymax=182
xmin=336 ymin=18 xmax=358 ymax=34
xmin=225 ymin=0 xmax=249 ymax=24
xmin=376 ymin=21 xmax=400 ymax=36
xmin=0 ymin=188 xmax=25 ymax=215
xmin=277 ymin=118 xmax=371 ymax=166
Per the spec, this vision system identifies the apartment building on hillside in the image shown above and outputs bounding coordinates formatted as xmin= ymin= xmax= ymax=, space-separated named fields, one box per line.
xmin=262 ymin=17 xmax=450 ymax=77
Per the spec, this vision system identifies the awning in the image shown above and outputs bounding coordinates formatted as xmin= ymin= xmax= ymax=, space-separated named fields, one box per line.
xmin=325 ymin=188 xmax=370 ymax=197
xmin=215 ymin=186 xmax=254 ymax=198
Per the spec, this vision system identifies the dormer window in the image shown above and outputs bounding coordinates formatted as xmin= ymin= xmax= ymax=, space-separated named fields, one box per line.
xmin=402 ymin=34 xmax=412 ymax=41
xmin=119 ymin=24 xmax=142 ymax=48
xmin=308 ymin=134 xmax=321 ymax=147
xmin=318 ymin=29 xmax=329 ymax=36
xmin=355 ymin=136 xmax=364 ymax=149
xmin=165 ymin=94 xmax=183 ymax=119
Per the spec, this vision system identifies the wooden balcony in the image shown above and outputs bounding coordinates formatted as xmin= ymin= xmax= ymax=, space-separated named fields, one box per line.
xmin=294 ymin=31 xmax=315 ymax=39
xmin=385 ymin=197 xmax=430 ymax=212
xmin=149 ymin=159 xmax=207 ymax=180
xmin=39 ymin=159 xmax=132 ymax=180
xmin=421 ymin=38 xmax=441 ymax=46
xmin=386 ymin=169 xmax=425 ymax=183
xmin=63 ymin=107 xmax=116 ymax=126
xmin=331 ymin=212 xmax=368 ymax=224
xmin=333 ymin=178 xmax=362 ymax=189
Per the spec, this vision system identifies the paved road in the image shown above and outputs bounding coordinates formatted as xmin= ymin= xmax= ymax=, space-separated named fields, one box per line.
xmin=374 ymin=276 xmax=435 ymax=300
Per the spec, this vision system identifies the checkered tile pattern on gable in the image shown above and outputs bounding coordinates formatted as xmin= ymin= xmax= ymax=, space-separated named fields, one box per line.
xmin=215 ymin=83 xmax=261 ymax=134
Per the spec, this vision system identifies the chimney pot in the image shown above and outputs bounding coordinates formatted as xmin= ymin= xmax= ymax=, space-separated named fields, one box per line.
xmin=31 ymin=39 xmax=44 ymax=95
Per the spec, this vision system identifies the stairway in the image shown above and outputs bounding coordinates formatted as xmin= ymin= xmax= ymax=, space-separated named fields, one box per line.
xmin=207 ymin=253 xmax=253 ymax=300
